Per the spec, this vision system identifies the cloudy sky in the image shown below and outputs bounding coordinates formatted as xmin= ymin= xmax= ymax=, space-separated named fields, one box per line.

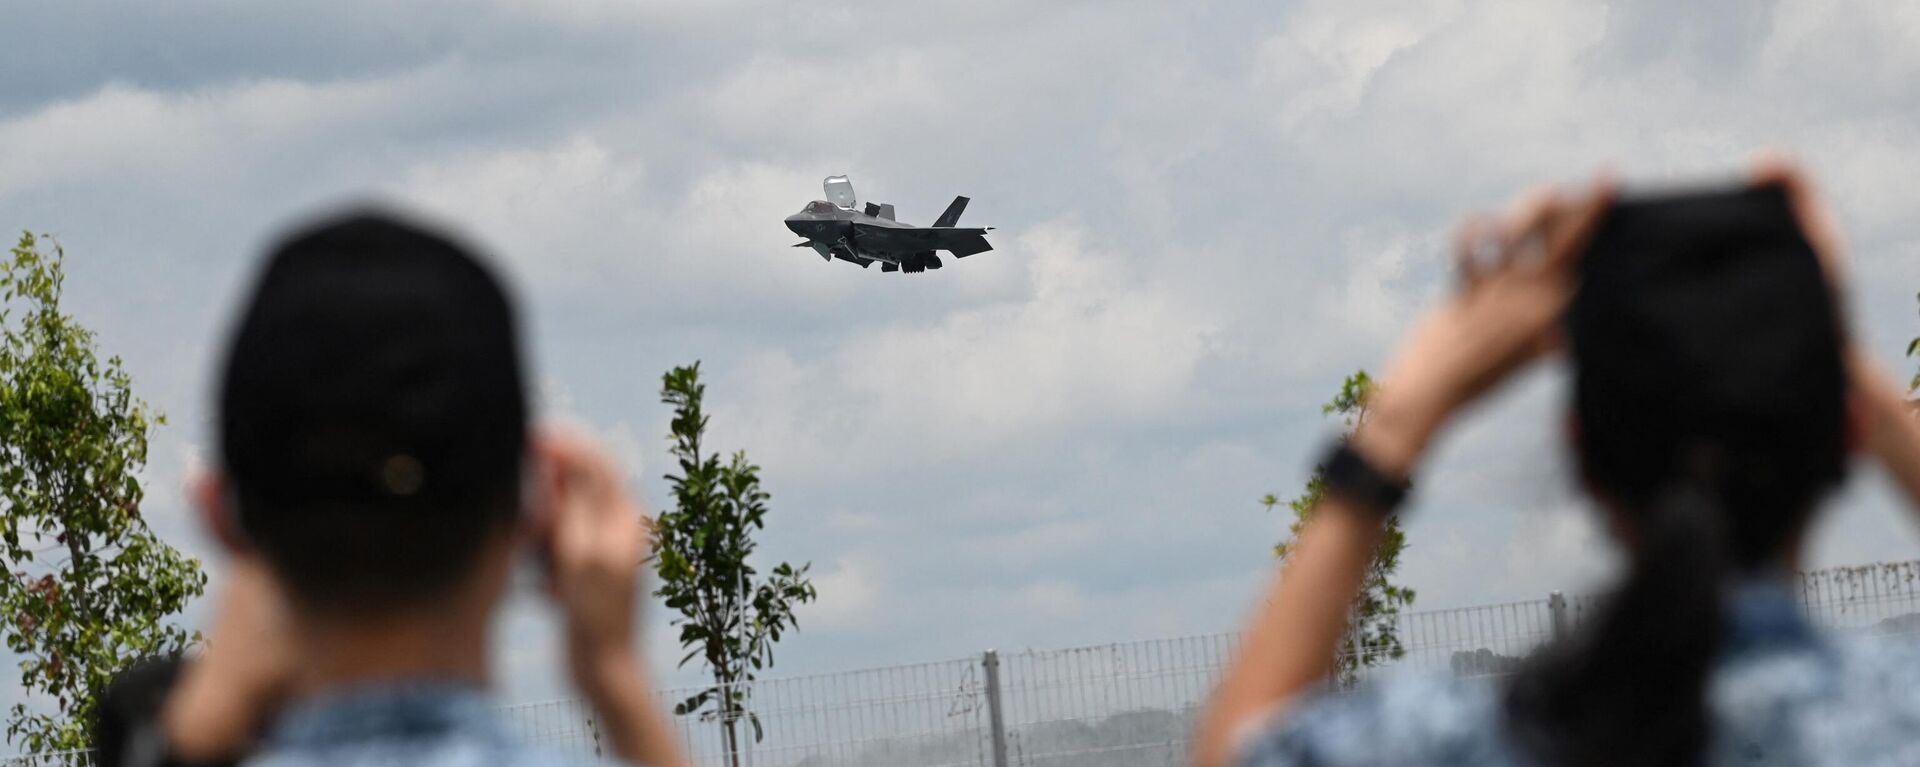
xmin=7 ymin=0 xmax=1920 ymax=724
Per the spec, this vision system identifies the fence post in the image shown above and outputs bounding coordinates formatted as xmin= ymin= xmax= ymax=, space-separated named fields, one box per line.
xmin=983 ymin=649 xmax=1010 ymax=767
xmin=1548 ymin=591 xmax=1568 ymax=641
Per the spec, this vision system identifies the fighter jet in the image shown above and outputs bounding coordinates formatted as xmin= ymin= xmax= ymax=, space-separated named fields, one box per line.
xmin=784 ymin=176 xmax=993 ymax=273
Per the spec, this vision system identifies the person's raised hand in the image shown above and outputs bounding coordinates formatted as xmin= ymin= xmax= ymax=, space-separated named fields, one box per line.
xmin=1356 ymin=175 xmax=1615 ymax=476
xmin=1755 ymin=153 xmax=1920 ymax=504
xmin=163 ymin=551 xmax=298 ymax=762
xmin=529 ymin=429 xmax=652 ymax=697
xmin=1750 ymin=151 xmax=1849 ymax=289
xmin=530 ymin=430 xmax=692 ymax=767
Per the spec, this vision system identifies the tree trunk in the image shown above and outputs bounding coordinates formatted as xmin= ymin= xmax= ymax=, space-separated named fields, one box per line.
xmin=721 ymin=690 xmax=741 ymax=767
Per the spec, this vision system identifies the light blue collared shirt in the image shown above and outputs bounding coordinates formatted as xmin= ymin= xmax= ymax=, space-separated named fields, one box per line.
xmin=246 ymin=682 xmax=628 ymax=767
xmin=1237 ymin=578 xmax=1920 ymax=767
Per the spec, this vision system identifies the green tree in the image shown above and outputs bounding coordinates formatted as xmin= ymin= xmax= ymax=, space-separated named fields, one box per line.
xmin=1 ymin=233 xmax=207 ymax=755
xmin=653 ymin=362 xmax=816 ymax=767
xmin=1907 ymin=292 xmax=1919 ymax=399
xmin=1259 ymin=370 xmax=1414 ymax=686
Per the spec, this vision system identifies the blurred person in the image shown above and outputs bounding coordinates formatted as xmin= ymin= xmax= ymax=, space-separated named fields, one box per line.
xmin=1196 ymin=159 xmax=1920 ymax=767
xmin=94 ymin=213 xmax=686 ymax=767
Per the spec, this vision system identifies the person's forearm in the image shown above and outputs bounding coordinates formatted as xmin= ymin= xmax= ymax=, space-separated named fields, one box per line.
xmin=580 ymin=654 xmax=688 ymax=767
xmin=1852 ymin=352 xmax=1920 ymax=510
xmin=162 ymin=654 xmax=281 ymax=765
xmin=1194 ymin=500 xmax=1385 ymax=767
xmin=1194 ymin=401 xmax=1437 ymax=767
xmin=163 ymin=665 xmax=256 ymax=762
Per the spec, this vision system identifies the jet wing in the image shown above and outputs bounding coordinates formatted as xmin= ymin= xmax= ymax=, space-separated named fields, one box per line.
xmin=852 ymin=223 xmax=994 ymax=257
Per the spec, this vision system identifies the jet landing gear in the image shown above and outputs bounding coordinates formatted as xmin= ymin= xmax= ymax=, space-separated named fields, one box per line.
xmin=872 ymin=252 xmax=940 ymax=274
xmin=898 ymin=253 xmax=942 ymax=274
xmin=830 ymin=246 xmax=875 ymax=268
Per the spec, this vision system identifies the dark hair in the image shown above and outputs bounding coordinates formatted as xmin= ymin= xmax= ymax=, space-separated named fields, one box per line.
xmin=1506 ymin=186 xmax=1848 ymax=767
xmin=219 ymin=211 xmax=527 ymax=613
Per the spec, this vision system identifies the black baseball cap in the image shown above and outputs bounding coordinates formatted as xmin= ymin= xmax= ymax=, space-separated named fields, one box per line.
xmin=218 ymin=209 xmax=528 ymax=603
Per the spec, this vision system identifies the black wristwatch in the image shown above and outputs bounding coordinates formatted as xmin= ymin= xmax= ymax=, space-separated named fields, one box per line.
xmin=1319 ymin=440 xmax=1411 ymax=516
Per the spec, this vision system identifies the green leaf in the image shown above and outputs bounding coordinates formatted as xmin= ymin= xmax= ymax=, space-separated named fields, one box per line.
xmin=652 ymin=362 xmax=814 ymax=760
xmin=1256 ymin=368 xmax=1411 ymax=680
xmin=0 ymin=233 xmax=205 ymax=751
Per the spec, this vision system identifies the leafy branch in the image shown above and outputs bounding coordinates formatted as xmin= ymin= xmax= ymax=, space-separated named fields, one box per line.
xmin=652 ymin=362 xmax=816 ymax=767
xmin=1259 ymin=370 xmax=1414 ymax=687
xmin=2 ymin=232 xmax=206 ymax=754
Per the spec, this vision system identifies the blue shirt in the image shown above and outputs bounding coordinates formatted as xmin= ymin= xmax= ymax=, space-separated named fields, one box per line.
xmin=245 ymin=682 xmax=625 ymax=767
xmin=1237 ymin=580 xmax=1920 ymax=767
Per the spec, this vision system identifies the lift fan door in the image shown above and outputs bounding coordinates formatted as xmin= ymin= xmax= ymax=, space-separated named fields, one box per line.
xmin=823 ymin=175 xmax=858 ymax=210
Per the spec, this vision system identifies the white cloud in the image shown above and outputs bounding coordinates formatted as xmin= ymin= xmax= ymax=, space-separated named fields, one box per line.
xmin=722 ymin=222 xmax=1221 ymax=479
xmin=10 ymin=0 xmax=1920 ymax=727
xmin=800 ymin=556 xmax=885 ymax=633
xmin=536 ymin=376 xmax=650 ymax=486
xmin=495 ymin=0 xmax=752 ymax=26
xmin=0 ymin=69 xmax=459 ymax=201
xmin=395 ymin=136 xmax=649 ymax=293
xmin=1253 ymin=0 xmax=1461 ymax=128
xmin=391 ymin=139 xmax=922 ymax=318
xmin=1014 ymin=579 xmax=1089 ymax=622
xmin=700 ymin=52 xmax=946 ymax=146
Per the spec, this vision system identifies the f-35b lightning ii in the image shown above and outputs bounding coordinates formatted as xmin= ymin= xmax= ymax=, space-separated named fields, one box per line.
xmin=785 ymin=176 xmax=993 ymax=273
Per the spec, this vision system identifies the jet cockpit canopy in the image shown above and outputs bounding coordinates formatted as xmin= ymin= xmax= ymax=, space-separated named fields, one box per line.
xmin=823 ymin=175 xmax=857 ymax=210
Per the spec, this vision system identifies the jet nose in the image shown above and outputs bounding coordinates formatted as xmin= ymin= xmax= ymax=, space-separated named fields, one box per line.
xmin=785 ymin=217 xmax=811 ymax=237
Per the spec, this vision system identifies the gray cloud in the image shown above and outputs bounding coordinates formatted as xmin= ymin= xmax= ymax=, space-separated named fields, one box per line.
xmin=6 ymin=0 xmax=1920 ymax=742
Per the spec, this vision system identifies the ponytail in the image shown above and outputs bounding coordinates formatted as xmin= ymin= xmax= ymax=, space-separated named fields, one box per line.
xmin=1539 ymin=181 xmax=1851 ymax=765
xmin=1505 ymin=480 xmax=1728 ymax=767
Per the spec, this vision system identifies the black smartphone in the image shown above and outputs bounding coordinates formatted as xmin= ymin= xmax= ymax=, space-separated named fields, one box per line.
xmin=1568 ymin=180 xmax=1835 ymax=370
xmin=1580 ymin=182 xmax=1816 ymax=277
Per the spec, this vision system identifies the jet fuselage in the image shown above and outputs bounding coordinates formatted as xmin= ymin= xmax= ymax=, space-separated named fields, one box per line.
xmin=783 ymin=177 xmax=993 ymax=274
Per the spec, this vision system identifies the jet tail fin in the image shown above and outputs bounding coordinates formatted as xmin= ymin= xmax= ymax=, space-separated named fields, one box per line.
xmin=933 ymin=196 xmax=969 ymax=227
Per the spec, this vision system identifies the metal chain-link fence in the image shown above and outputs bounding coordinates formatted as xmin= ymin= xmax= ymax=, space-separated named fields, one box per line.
xmin=13 ymin=559 xmax=1920 ymax=767
xmin=0 ymin=750 xmax=92 ymax=767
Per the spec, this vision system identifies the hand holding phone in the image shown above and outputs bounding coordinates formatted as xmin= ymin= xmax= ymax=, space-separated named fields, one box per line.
xmin=1359 ymin=176 xmax=1615 ymax=475
xmin=528 ymin=429 xmax=650 ymax=685
xmin=527 ymin=429 xmax=687 ymax=767
xmin=162 ymin=554 xmax=297 ymax=763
